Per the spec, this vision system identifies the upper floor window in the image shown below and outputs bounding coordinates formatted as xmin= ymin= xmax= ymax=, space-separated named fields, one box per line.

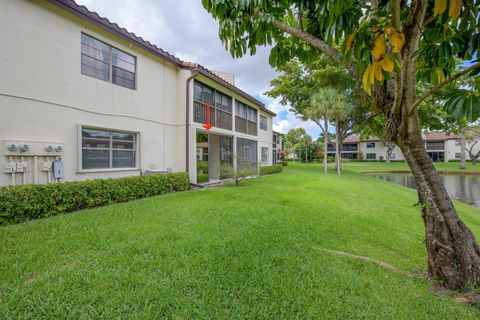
xmin=366 ymin=142 xmax=376 ymax=148
xmin=81 ymin=34 xmax=136 ymax=90
xmin=260 ymin=115 xmax=268 ymax=131
xmin=235 ymin=101 xmax=257 ymax=136
xmin=81 ymin=127 xmax=137 ymax=170
xmin=455 ymin=140 xmax=461 ymax=146
xmin=193 ymin=81 xmax=232 ymax=130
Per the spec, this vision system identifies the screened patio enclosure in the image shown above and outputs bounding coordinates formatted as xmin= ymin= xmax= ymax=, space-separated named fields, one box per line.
xmin=196 ymin=131 xmax=233 ymax=184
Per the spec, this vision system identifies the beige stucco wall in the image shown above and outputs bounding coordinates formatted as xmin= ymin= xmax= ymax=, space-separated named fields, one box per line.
xmin=358 ymin=141 xmax=405 ymax=161
xmin=258 ymin=112 xmax=273 ymax=166
xmin=0 ymin=0 xmax=186 ymax=185
xmin=445 ymin=139 xmax=480 ymax=161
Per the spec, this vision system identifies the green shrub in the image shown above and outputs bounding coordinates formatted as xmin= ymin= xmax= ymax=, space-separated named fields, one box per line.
xmin=259 ymin=164 xmax=283 ymax=176
xmin=282 ymin=160 xmax=288 ymax=166
xmin=197 ymin=161 xmax=208 ymax=173
xmin=0 ymin=172 xmax=190 ymax=225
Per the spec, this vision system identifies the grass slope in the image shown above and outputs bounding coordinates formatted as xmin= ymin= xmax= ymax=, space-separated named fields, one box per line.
xmin=1 ymin=163 xmax=480 ymax=319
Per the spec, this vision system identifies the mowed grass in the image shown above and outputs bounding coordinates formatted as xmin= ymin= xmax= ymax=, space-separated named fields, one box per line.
xmin=1 ymin=163 xmax=480 ymax=319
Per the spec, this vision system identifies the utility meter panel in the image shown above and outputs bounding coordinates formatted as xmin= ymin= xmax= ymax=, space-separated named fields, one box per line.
xmin=52 ymin=160 xmax=64 ymax=179
xmin=4 ymin=140 xmax=63 ymax=156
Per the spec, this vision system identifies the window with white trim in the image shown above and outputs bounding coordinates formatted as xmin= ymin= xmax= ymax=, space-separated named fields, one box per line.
xmin=261 ymin=147 xmax=268 ymax=164
xmin=81 ymin=127 xmax=137 ymax=169
xmin=81 ymin=33 xmax=136 ymax=89
xmin=260 ymin=115 xmax=268 ymax=131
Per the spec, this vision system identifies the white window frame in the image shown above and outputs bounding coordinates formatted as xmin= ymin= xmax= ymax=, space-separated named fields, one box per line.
xmin=260 ymin=115 xmax=268 ymax=131
xmin=77 ymin=125 xmax=140 ymax=173
xmin=261 ymin=147 xmax=269 ymax=164
xmin=81 ymin=33 xmax=137 ymax=90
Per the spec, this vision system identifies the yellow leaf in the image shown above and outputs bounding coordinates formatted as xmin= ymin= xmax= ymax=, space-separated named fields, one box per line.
xmin=345 ymin=33 xmax=355 ymax=53
xmin=374 ymin=62 xmax=383 ymax=81
xmin=390 ymin=31 xmax=405 ymax=53
xmin=449 ymin=0 xmax=462 ymax=20
xmin=362 ymin=65 xmax=373 ymax=95
xmin=372 ymin=35 xmax=386 ymax=61
xmin=380 ymin=55 xmax=394 ymax=73
xmin=434 ymin=0 xmax=448 ymax=16
xmin=369 ymin=64 xmax=376 ymax=85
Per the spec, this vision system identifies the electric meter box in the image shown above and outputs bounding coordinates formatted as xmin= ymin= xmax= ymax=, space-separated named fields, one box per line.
xmin=52 ymin=160 xmax=64 ymax=179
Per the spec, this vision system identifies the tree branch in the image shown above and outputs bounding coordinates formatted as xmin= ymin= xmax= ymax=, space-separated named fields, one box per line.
xmin=409 ymin=61 xmax=480 ymax=114
xmin=270 ymin=20 xmax=358 ymax=78
xmin=370 ymin=0 xmax=379 ymax=20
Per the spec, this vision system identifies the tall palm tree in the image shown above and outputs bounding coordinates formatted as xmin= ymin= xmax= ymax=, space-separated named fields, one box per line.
xmin=307 ymin=88 xmax=348 ymax=175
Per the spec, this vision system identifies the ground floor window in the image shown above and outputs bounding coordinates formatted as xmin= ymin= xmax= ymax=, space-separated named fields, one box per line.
xmin=340 ymin=153 xmax=357 ymax=159
xmin=273 ymin=150 xmax=277 ymax=164
xmin=366 ymin=153 xmax=376 ymax=160
xmin=261 ymin=147 xmax=268 ymax=164
xmin=237 ymin=137 xmax=257 ymax=167
xmin=455 ymin=152 xmax=461 ymax=159
xmin=428 ymin=152 xmax=445 ymax=162
xmin=81 ymin=127 xmax=136 ymax=170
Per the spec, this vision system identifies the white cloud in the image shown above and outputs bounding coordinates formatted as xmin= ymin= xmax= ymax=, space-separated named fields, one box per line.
xmin=273 ymin=111 xmax=320 ymax=137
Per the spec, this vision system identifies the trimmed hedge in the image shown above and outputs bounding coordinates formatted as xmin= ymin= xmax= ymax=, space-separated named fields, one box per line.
xmin=0 ymin=172 xmax=190 ymax=225
xmin=259 ymin=164 xmax=283 ymax=176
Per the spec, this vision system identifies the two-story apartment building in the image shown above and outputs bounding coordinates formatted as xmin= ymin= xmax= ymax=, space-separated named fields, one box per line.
xmin=328 ymin=132 xmax=480 ymax=162
xmin=0 ymin=0 xmax=275 ymax=186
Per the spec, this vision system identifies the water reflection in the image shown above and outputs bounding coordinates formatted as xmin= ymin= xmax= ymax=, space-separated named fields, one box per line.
xmin=370 ymin=174 xmax=480 ymax=208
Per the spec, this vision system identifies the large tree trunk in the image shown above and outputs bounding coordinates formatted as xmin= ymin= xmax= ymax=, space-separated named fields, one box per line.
xmin=335 ymin=115 xmax=341 ymax=175
xmin=460 ymin=128 xmax=466 ymax=170
xmin=394 ymin=113 xmax=480 ymax=290
xmin=380 ymin=0 xmax=480 ymax=290
xmin=324 ymin=117 xmax=328 ymax=174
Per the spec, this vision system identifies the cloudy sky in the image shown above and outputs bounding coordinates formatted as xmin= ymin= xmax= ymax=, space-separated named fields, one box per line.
xmin=76 ymin=0 xmax=321 ymax=137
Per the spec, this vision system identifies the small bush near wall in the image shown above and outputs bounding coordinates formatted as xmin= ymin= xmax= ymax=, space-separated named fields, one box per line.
xmin=259 ymin=164 xmax=283 ymax=176
xmin=0 ymin=172 xmax=190 ymax=225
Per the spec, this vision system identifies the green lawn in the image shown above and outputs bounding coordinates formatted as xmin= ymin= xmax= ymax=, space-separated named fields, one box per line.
xmin=1 ymin=163 xmax=480 ymax=318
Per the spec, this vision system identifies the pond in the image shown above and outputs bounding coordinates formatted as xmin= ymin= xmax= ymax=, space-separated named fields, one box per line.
xmin=369 ymin=173 xmax=480 ymax=208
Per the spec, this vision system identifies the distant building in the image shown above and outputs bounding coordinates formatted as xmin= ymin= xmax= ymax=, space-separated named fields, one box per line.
xmin=327 ymin=132 xmax=480 ymax=162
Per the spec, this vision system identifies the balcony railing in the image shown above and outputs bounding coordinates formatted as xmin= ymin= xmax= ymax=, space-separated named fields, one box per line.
xmin=425 ymin=141 xmax=445 ymax=151
xmin=327 ymin=143 xmax=358 ymax=152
